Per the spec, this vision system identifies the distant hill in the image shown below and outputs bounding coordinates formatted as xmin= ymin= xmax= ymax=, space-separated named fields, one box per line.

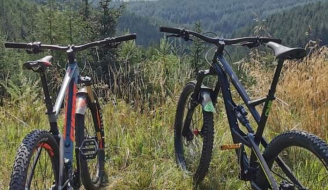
xmin=19 ymin=0 xmax=328 ymax=48
xmin=124 ymin=0 xmax=324 ymax=37
xmin=93 ymin=0 xmax=158 ymax=6
xmin=234 ymin=0 xmax=328 ymax=47
xmin=117 ymin=12 xmax=162 ymax=46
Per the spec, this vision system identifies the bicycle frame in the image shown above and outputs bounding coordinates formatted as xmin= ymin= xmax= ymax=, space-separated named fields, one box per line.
xmin=189 ymin=49 xmax=302 ymax=190
xmin=39 ymin=56 xmax=86 ymax=189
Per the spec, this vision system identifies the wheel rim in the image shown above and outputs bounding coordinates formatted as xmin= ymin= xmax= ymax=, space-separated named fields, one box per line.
xmin=26 ymin=145 xmax=56 ymax=189
xmin=270 ymin=147 xmax=328 ymax=189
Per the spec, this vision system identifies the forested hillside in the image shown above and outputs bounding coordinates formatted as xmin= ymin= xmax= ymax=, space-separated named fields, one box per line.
xmin=234 ymin=0 xmax=328 ymax=47
xmin=116 ymin=0 xmax=327 ymax=46
xmin=125 ymin=0 xmax=322 ymax=36
xmin=117 ymin=12 xmax=162 ymax=46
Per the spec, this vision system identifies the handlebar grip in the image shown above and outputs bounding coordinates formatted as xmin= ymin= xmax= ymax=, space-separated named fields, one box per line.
xmin=159 ymin=26 xmax=182 ymax=34
xmin=114 ymin=34 xmax=137 ymax=42
xmin=4 ymin=43 xmax=30 ymax=49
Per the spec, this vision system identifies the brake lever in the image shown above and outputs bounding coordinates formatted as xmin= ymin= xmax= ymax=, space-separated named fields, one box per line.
xmin=241 ymin=41 xmax=260 ymax=49
xmin=166 ymin=33 xmax=192 ymax=42
xmin=183 ymin=34 xmax=191 ymax=42
xmin=166 ymin=34 xmax=181 ymax=38
xmin=26 ymin=48 xmax=43 ymax=54
xmin=104 ymin=42 xmax=121 ymax=49
xmin=25 ymin=42 xmax=43 ymax=54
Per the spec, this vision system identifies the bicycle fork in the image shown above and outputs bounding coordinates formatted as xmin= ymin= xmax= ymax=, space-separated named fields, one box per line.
xmin=182 ymin=68 xmax=217 ymax=140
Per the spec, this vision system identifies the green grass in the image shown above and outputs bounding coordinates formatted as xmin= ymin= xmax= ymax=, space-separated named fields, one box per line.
xmin=2 ymin=94 xmax=327 ymax=189
xmin=0 ymin=96 xmax=245 ymax=189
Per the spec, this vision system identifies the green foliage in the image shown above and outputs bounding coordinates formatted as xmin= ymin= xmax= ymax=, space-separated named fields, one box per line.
xmin=0 ymin=0 xmax=124 ymax=96
xmin=189 ymin=22 xmax=206 ymax=74
xmin=0 ymin=0 xmax=39 ymax=40
xmin=81 ymin=0 xmax=126 ymax=84
xmin=92 ymin=0 xmax=125 ymax=38
xmin=0 ymin=71 xmax=43 ymax=123
xmin=111 ymin=39 xmax=192 ymax=109
xmin=35 ymin=1 xmax=93 ymax=45
xmin=117 ymin=11 xmax=162 ymax=46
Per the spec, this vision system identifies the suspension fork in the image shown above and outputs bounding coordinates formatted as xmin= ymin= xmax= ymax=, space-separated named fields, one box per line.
xmin=71 ymin=76 xmax=94 ymax=189
xmin=182 ymin=97 xmax=198 ymax=140
xmin=182 ymin=68 xmax=217 ymax=139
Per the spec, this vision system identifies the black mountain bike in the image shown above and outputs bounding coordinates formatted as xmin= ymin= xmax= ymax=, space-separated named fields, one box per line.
xmin=160 ymin=26 xmax=328 ymax=189
xmin=4 ymin=34 xmax=136 ymax=190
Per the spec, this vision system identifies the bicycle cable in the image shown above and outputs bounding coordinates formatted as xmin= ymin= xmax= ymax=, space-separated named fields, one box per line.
xmin=203 ymin=31 xmax=218 ymax=66
xmin=205 ymin=46 xmax=216 ymax=66
xmin=204 ymin=46 xmax=232 ymax=66
xmin=203 ymin=31 xmax=233 ymax=65
xmin=224 ymin=48 xmax=232 ymax=63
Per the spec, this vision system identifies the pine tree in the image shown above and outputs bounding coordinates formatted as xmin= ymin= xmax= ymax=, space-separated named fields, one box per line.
xmin=189 ymin=21 xmax=206 ymax=74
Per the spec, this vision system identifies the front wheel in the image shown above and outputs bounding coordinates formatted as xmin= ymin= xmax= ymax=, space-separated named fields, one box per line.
xmin=174 ymin=82 xmax=214 ymax=184
xmin=9 ymin=130 xmax=59 ymax=190
xmin=256 ymin=130 xmax=328 ymax=190
xmin=76 ymin=94 xmax=105 ymax=190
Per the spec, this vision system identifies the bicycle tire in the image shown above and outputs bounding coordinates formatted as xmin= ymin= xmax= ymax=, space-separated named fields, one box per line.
xmin=76 ymin=94 xmax=105 ymax=190
xmin=174 ymin=82 xmax=214 ymax=184
xmin=256 ymin=130 xmax=328 ymax=189
xmin=9 ymin=130 xmax=59 ymax=190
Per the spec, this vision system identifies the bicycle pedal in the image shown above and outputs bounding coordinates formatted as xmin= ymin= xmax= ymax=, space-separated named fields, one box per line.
xmin=220 ymin=143 xmax=242 ymax=150
xmin=80 ymin=138 xmax=98 ymax=160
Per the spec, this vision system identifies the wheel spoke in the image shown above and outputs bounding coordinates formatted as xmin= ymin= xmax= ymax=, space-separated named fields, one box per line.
xmin=183 ymin=103 xmax=203 ymax=173
xmin=26 ymin=147 xmax=42 ymax=188
xmin=27 ymin=146 xmax=55 ymax=189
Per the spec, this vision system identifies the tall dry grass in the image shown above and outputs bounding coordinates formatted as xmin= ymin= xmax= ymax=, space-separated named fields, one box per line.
xmin=270 ymin=47 xmax=328 ymax=137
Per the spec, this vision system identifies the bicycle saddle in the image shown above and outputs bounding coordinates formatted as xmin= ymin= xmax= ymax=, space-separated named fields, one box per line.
xmin=266 ymin=42 xmax=306 ymax=60
xmin=23 ymin=56 xmax=52 ymax=72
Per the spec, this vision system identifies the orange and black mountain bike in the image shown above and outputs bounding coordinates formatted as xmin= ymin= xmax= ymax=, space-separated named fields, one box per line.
xmin=5 ymin=34 xmax=136 ymax=190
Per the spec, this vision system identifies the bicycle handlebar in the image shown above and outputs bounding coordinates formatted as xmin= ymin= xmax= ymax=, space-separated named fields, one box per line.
xmin=159 ymin=26 xmax=282 ymax=46
xmin=4 ymin=42 xmax=67 ymax=50
xmin=159 ymin=26 xmax=182 ymax=35
xmin=4 ymin=34 xmax=137 ymax=52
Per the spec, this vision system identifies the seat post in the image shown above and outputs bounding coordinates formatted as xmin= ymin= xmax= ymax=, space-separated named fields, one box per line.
xmin=40 ymin=73 xmax=53 ymax=114
xmin=255 ymin=59 xmax=284 ymax=144
xmin=268 ymin=59 xmax=284 ymax=99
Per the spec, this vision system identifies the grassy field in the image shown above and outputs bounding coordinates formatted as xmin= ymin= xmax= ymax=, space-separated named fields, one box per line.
xmin=1 ymin=47 xmax=328 ymax=189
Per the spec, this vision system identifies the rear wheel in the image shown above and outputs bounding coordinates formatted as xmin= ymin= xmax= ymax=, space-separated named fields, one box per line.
xmin=257 ymin=130 xmax=328 ymax=190
xmin=76 ymin=94 xmax=105 ymax=190
xmin=9 ymin=130 xmax=59 ymax=190
xmin=174 ymin=82 xmax=214 ymax=184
